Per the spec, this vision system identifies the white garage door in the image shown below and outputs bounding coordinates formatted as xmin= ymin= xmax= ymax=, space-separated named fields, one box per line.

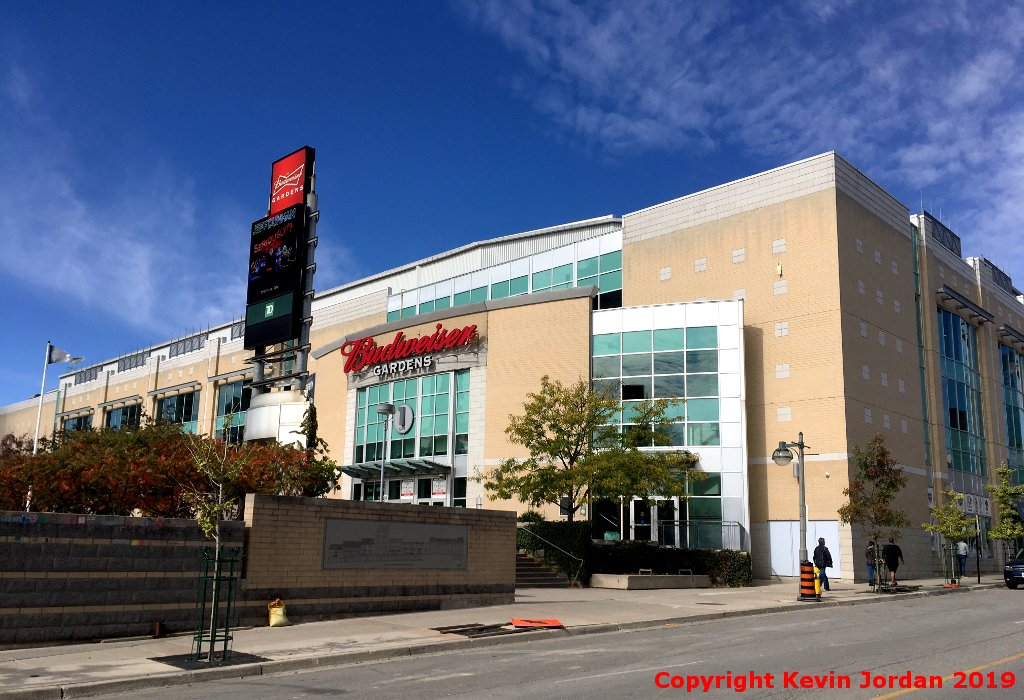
xmin=768 ymin=520 xmax=843 ymax=578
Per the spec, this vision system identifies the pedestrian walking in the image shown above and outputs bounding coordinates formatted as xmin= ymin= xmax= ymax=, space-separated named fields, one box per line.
xmin=956 ymin=539 xmax=968 ymax=578
xmin=813 ymin=537 xmax=833 ymax=592
xmin=882 ymin=537 xmax=904 ymax=586
xmin=865 ymin=541 xmax=877 ymax=585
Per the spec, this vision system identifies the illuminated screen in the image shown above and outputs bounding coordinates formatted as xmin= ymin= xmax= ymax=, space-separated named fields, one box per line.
xmin=246 ymin=204 xmax=305 ymax=305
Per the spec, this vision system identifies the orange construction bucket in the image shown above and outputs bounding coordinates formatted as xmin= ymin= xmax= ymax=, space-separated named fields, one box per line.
xmin=799 ymin=561 xmax=818 ymax=600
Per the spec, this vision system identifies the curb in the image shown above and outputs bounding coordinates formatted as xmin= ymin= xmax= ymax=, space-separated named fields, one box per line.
xmin=0 ymin=582 xmax=1002 ymax=699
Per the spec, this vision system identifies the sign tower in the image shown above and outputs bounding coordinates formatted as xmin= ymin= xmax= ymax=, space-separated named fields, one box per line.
xmin=243 ymin=146 xmax=318 ymax=396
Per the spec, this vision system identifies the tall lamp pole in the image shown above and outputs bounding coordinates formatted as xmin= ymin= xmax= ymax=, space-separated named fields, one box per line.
xmin=376 ymin=403 xmax=395 ymax=502
xmin=774 ymin=433 xmax=813 ymax=600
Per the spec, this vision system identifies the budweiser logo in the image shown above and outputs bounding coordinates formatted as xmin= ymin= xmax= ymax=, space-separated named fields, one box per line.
xmin=340 ymin=323 xmax=478 ymax=374
xmin=272 ymin=163 xmax=304 ymax=196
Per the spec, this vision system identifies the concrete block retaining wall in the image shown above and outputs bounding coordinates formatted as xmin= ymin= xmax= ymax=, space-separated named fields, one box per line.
xmin=0 ymin=496 xmax=517 ymax=644
xmin=0 ymin=512 xmax=244 ymax=645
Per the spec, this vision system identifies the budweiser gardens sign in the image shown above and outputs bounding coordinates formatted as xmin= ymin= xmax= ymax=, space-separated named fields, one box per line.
xmin=340 ymin=323 xmax=478 ymax=376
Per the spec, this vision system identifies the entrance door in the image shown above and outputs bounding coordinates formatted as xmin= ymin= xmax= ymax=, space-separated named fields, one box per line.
xmin=657 ymin=499 xmax=677 ymax=546
xmin=631 ymin=500 xmax=653 ymax=541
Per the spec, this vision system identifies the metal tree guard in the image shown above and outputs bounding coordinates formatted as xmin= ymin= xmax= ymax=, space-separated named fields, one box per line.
xmin=192 ymin=545 xmax=240 ymax=662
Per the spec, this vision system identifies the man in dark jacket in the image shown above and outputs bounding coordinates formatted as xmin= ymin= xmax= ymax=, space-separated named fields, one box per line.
xmin=813 ymin=537 xmax=834 ymax=592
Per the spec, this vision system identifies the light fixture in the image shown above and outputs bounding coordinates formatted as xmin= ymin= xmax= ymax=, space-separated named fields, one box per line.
xmin=376 ymin=403 xmax=395 ymax=502
xmin=772 ymin=441 xmax=794 ymax=466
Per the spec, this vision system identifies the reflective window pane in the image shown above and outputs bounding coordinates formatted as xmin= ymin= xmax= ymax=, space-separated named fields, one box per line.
xmin=687 ymin=327 xmax=718 ymax=349
xmin=653 ymin=351 xmax=686 ymax=374
xmin=621 ymin=354 xmax=652 ymax=377
xmin=686 ymin=374 xmax=719 ymax=397
xmin=653 ymin=374 xmax=685 ymax=398
xmin=592 ymin=356 xmax=620 ymax=378
xmin=686 ymin=350 xmax=718 ymax=373
xmin=622 ymin=331 xmax=651 ymax=353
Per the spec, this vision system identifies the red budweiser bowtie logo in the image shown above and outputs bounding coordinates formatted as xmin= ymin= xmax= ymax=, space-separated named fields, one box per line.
xmin=272 ymin=163 xmax=304 ymax=196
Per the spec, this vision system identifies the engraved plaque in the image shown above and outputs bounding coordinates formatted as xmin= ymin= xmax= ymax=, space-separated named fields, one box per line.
xmin=322 ymin=518 xmax=468 ymax=570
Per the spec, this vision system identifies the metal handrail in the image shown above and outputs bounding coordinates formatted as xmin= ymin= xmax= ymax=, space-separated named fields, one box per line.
xmin=517 ymin=524 xmax=585 ymax=586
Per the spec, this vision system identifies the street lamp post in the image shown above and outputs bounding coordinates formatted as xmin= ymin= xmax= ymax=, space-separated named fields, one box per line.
xmin=773 ymin=432 xmax=814 ymax=600
xmin=376 ymin=403 xmax=395 ymax=502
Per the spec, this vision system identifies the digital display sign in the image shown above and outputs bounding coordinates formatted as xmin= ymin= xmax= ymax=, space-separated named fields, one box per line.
xmin=269 ymin=146 xmax=314 ymax=216
xmin=244 ymin=204 xmax=306 ymax=349
xmin=246 ymin=204 xmax=305 ymax=305
xmin=244 ymin=147 xmax=315 ymax=351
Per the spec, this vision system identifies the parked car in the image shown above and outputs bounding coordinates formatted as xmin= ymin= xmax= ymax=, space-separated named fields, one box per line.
xmin=1004 ymin=549 xmax=1024 ymax=589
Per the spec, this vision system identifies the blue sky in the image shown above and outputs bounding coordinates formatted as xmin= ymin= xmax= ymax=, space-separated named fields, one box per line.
xmin=2 ymin=1 xmax=1024 ymax=407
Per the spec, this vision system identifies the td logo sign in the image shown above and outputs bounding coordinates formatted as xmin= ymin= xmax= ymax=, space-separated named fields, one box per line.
xmin=265 ymin=302 xmax=274 ymax=318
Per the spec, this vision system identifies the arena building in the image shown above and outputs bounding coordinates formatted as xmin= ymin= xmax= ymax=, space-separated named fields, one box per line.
xmin=4 ymin=151 xmax=1023 ymax=581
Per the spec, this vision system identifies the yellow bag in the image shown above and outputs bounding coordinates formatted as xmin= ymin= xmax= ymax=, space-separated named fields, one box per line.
xmin=268 ymin=598 xmax=291 ymax=627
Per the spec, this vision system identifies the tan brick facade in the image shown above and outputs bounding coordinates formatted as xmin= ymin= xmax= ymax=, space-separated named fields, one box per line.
xmin=240 ymin=493 xmax=516 ymax=621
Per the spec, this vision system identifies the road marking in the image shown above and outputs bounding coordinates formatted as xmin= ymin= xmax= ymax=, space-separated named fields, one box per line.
xmin=873 ymin=652 xmax=1024 ymax=699
xmin=417 ymin=672 xmax=473 ymax=682
xmin=554 ymin=661 xmax=701 ymax=683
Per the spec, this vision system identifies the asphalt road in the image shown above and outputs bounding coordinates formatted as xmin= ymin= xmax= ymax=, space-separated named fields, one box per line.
xmin=108 ymin=588 xmax=1024 ymax=699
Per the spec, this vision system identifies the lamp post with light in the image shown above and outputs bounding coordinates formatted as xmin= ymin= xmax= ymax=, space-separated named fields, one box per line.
xmin=376 ymin=403 xmax=395 ymax=502
xmin=773 ymin=432 xmax=816 ymax=600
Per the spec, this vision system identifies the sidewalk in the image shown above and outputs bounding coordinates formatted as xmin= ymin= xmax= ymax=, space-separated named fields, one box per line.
xmin=0 ymin=576 xmax=1005 ymax=699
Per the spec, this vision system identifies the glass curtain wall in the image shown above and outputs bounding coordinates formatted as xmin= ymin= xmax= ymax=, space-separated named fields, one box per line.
xmin=354 ymin=370 xmax=470 ymax=463
xmin=591 ymin=324 xmax=723 ymax=542
xmin=156 ymin=390 xmax=201 ymax=434
xmin=387 ymin=241 xmax=623 ymax=322
xmin=216 ymin=381 xmax=251 ymax=443
xmin=592 ymin=325 xmax=721 ymax=447
xmin=1000 ymin=345 xmax=1024 ymax=485
xmin=937 ymin=308 xmax=987 ymax=476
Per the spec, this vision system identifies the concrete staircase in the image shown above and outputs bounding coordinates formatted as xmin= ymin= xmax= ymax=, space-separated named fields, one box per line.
xmin=516 ymin=553 xmax=572 ymax=588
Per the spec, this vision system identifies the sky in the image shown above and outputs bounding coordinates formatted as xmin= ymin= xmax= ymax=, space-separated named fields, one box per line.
xmin=2 ymin=0 xmax=1024 ymax=407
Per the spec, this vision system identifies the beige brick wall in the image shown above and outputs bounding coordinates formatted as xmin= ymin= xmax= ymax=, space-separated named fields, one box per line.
xmin=240 ymin=493 xmax=516 ymax=617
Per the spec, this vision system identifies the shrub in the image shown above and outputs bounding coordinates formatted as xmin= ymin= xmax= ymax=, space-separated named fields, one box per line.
xmin=516 ymin=521 xmax=752 ymax=587
xmin=590 ymin=540 xmax=751 ymax=587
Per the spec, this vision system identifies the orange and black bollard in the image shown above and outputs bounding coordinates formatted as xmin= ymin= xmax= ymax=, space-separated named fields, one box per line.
xmin=799 ymin=560 xmax=818 ymax=601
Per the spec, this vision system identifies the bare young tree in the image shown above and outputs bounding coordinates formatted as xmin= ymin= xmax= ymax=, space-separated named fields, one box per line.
xmin=182 ymin=415 xmax=251 ymax=661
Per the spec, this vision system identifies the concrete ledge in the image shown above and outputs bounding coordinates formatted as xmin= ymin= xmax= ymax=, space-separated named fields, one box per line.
xmin=590 ymin=574 xmax=712 ymax=590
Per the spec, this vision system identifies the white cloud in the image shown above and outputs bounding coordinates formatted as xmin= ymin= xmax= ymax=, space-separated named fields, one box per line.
xmin=0 ymin=68 xmax=257 ymax=336
xmin=458 ymin=0 xmax=1024 ymax=283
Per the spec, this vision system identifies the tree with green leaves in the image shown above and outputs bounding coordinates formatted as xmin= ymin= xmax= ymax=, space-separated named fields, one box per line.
xmin=182 ymin=415 xmax=251 ymax=550
xmin=984 ymin=463 xmax=1024 ymax=547
xmin=923 ymin=489 xmax=978 ymax=542
xmin=485 ymin=376 xmax=702 ymax=520
xmin=838 ymin=434 xmax=911 ymax=543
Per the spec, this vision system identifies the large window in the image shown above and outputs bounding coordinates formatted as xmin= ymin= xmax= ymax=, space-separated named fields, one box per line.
xmin=1001 ymin=345 xmax=1024 ymax=484
xmin=386 ymin=236 xmax=623 ymax=322
xmin=105 ymin=404 xmax=140 ymax=431
xmin=216 ymin=381 xmax=251 ymax=443
xmin=592 ymin=325 xmax=720 ymax=447
xmin=63 ymin=414 xmax=93 ymax=432
xmin=938 ymin=308 xmax=986 ymax=475
xmin=354 ymin=370 xmax=470 ymax=463
xmin=157 ymin=390 xmax=201 ymax=434
xmin=578 ymin=249 xmax=622 ymax=310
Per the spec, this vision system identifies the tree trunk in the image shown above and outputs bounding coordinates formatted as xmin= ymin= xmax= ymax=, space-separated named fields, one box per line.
xmin=207 ymin=486 xmax=222 ymax=663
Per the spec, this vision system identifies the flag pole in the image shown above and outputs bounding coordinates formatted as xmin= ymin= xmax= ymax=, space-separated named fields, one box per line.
xmin=33 ymin=341 xmax=50 ymax=455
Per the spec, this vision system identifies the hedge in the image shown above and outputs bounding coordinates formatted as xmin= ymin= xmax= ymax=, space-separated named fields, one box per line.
xmin=518 ymin=522 xmax=751 ymax=587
